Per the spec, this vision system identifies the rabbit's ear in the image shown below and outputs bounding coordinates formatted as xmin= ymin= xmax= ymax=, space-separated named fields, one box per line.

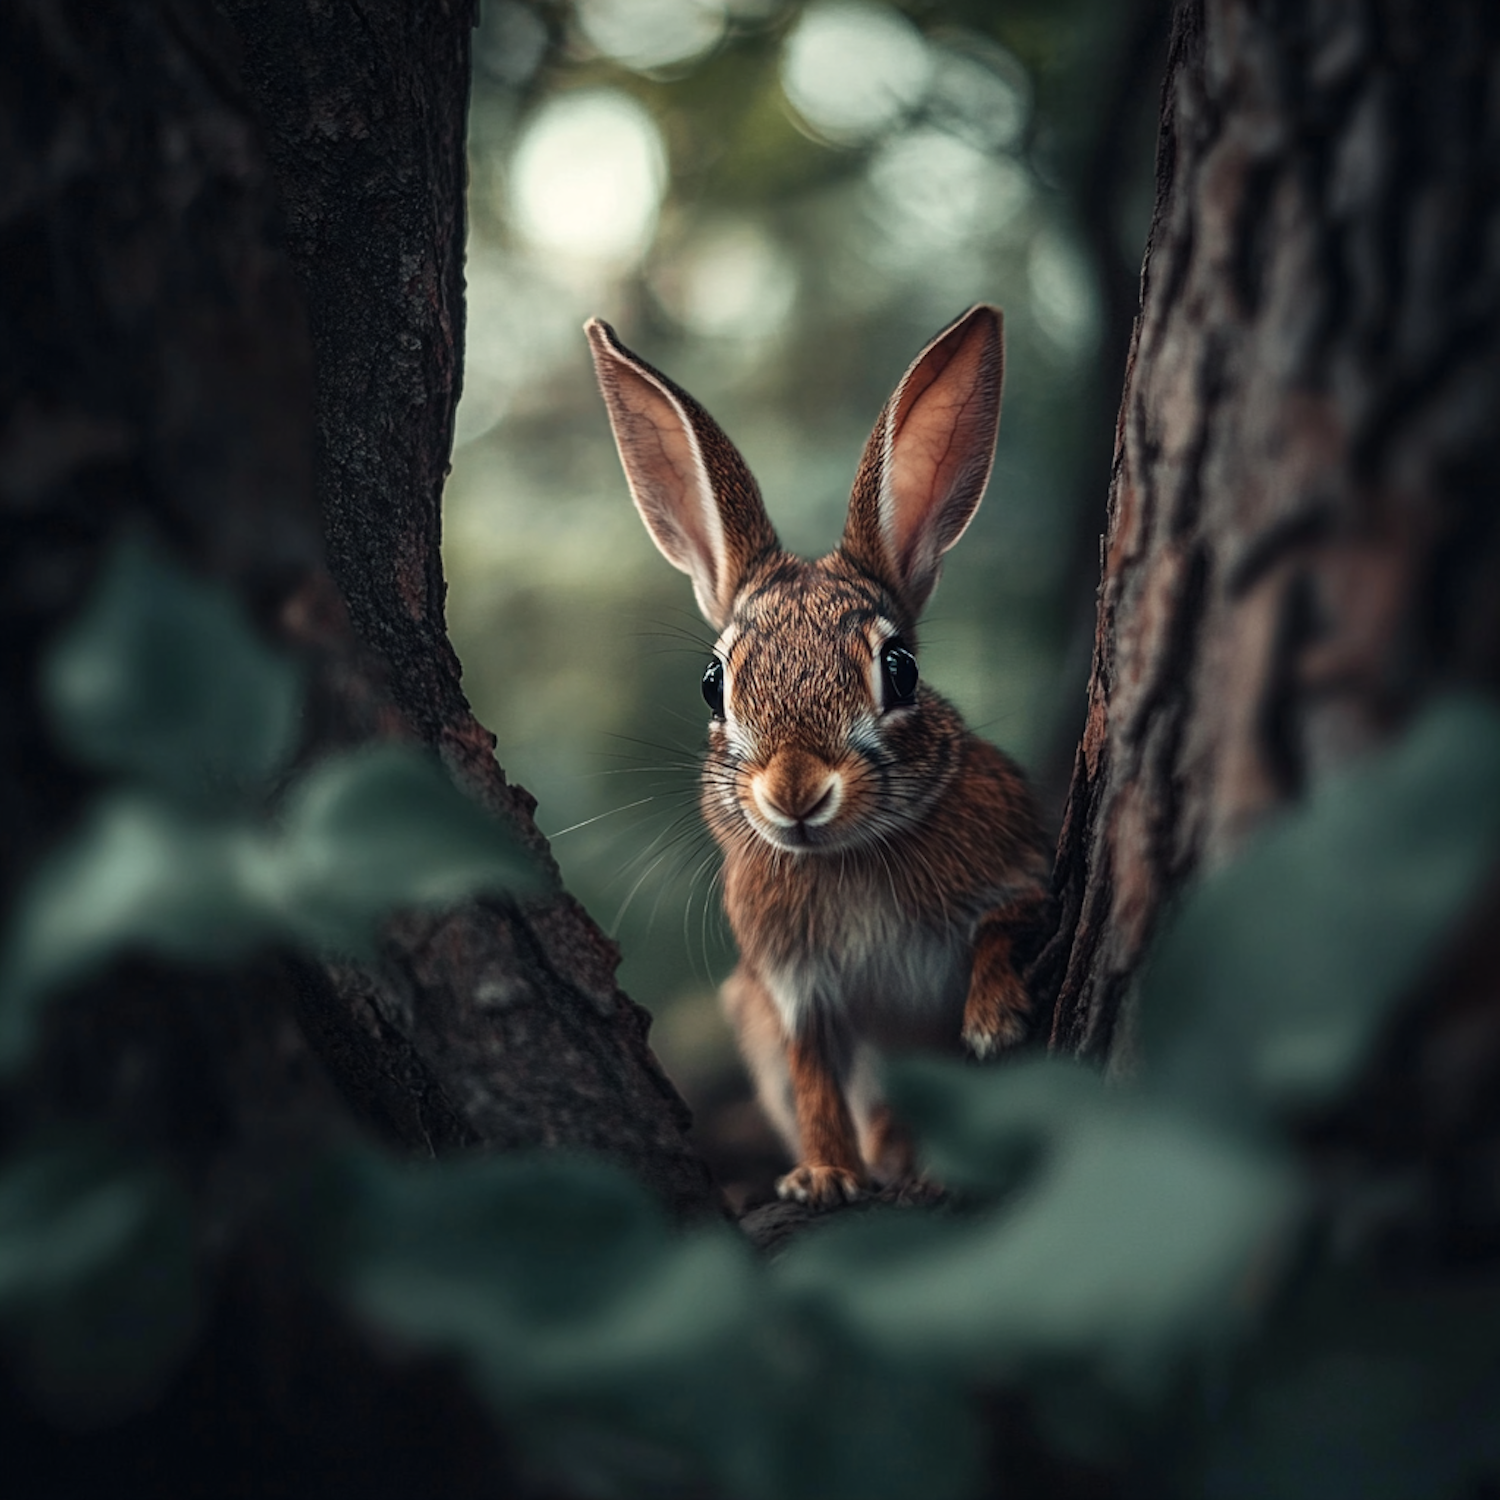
xmin=841 ymin=305 xmax=1003 ymax=618
xmin=587 ymin=319 xmax=779 ymax=630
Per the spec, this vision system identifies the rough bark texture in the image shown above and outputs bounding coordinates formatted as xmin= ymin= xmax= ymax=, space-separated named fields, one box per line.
xmin=2 ymin=0 xmax=717 ymax=1204
xmin=0 ymin=3 xmax=514 ymax=1489
xmin=212 ymin=0 xmax=718 ymax=1218
xmin=1040 ymin=0 xmax=1500 ymax=1068
xmin=3 ymin=0 xmax=722 ymax=1480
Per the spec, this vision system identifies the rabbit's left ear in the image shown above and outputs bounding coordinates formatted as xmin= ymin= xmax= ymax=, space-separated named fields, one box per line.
xmin=841 ymin=305 xmax=1003 ymax=618
xmin=587 ymin=318 xmax=779 ymax=630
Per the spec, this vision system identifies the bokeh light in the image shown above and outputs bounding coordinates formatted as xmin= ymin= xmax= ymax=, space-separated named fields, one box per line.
xmin=576 ymin=0 xmax=727 ymax=74
xmin=780 ymin=2 xmax=932 ymax=145
xmin=1028 ymin=228 xmax=1100 ymax=355
xmin=926 ymin=38 xmax=1032 ymax=153
xmin=650 ymin=222 xmax=798 ymax=340
xmin=867 ymin=128 xmax=1032 ymax=250
xmin=507 ymin=90 xmax=666 ymax=267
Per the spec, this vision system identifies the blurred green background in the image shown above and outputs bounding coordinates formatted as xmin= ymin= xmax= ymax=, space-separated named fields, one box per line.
xmin=443 ymin=0 xmax=1165 ymax=1128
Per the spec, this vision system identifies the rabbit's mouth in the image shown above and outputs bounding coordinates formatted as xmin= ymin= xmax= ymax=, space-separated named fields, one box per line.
xmin=747 ymin=806 xmax=866 ymax=855
xmin=764 ymin=818 xmax=821 ymax=851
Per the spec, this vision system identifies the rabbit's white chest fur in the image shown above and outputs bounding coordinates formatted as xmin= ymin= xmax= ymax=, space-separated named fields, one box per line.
xmin=761 ymin=925 xmax=969 ymax=1040
xmin=749 ymin=863 xmax=981 ymax=1042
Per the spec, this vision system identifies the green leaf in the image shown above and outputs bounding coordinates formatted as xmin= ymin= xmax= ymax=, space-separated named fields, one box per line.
xmin=0 ymin=1137 xmax=197 ymax=1418
xmin=311 ymin=1150 xmax=758 ymax=1494
xmin=272 ymin=744 xmax=543 ymax=952
xmin=1194 ymin=1277 xmax=1500 ymax=1500
xmin=1142 ymin=695 xmax=1500 ymax=1123
xmin=784 ymin=1059 xmax=1297 ymax=1391
xmin=309 ymin=1147 xmax=979 ymax=1500
xmin=881 ymin=1050 xmax=1071 ymax=1197
xmin=44 ymin=535 xmax=301 ymax=801
xmin=314 ymin=1149 xmax=683 ymax=1342
xmin=0 ymin=795 xmax=269 ymax=1067
xmin=0 ymin=751 xmax=538 ymax=1070
xmin=742 ymin=1310 xmax=981 ymax=1500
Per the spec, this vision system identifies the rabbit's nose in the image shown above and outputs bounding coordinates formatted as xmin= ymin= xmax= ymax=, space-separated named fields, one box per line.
xmin=752 ymin=758 xmax=844 ymax=828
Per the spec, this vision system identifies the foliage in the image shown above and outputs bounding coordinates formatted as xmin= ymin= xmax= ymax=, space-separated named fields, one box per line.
xmin=0 ymin=1135 xmax=195 ymax=1420
xmin=0 ymin=538 xmax=538 ymax=1070
xmin=3 ymin=544 xmax=1500 ymax=1496
xmin=1143 ymin=697 xmax=1500 ymax=1122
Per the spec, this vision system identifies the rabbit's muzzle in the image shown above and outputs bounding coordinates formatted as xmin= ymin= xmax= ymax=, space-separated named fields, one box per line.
xmin=750 ymin=744 xmax=846 ymax=840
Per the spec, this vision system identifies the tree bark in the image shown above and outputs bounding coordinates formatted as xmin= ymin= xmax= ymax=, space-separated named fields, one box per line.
xmin=1 ymin=2 xmax=518 ymax=1488
xmin=0 ymin=0 xmax=718 ymax=1198
xmin=213 ymin=0 xmax=718 ymax=1218
xmin=2 ymin=0 xmax=717 ymax=1483
xmin=1040 ymin=0 xmax=1500 ymax=1076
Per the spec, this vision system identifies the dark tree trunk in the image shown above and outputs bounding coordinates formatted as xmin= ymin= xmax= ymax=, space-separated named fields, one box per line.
xmin=2 ymin=0 xmax=716 ymax=1217
xmin=0 ymin=3 xmax=516 ymax=1489
xmin=214 ymin=0 xmax=718 ymax=1218
xmin=1 ymin=0 xmax=717 ymax=1483
xmin=0 ymin=0 xmax=718 ymax=1206
xmin=1039 ymin=0 xmax=1500 ymax=1074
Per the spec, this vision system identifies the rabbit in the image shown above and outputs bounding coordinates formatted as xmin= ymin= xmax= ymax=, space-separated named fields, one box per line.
xmin=586 ymin=305 xmax=1050 ymax=1208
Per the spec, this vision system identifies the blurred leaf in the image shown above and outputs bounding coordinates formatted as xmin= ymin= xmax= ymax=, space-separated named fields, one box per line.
xmin=0 ymin=1137 xmax=197 ymax=1417
xmin=785 ymin=1059 xmax=1297 ymax=1390
xmin=0 ymin=795 xmax=267 ymax=1067
xmin=310 ymin=1146 xmax=979 ymax=1500
xmin=1195 ymin=1277 xmax=1500 ymax=1500
xmin=313 ymin=1149 xmax=759 ymax=1495
xmin=44 ymin=536 xmax=301 ymax=802
xmin=314 ymin=1149 xmax=683 ymax=1339
xmin=1142 ymin=695 xmax=1500 ymax=1123
xmin=742 ymin=1311 xmax=981 ymax=1500
xmin=884 ymin=1051 xmax=1090 ymax=1197
xmin=0 ymin=752 xmax=537 ymax=1070
xmin=272 ymin=744 xmax=543 ymax=952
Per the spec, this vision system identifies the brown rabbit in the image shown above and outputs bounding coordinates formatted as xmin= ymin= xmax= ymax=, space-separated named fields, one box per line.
xmin=586 ymin=306 xmax=1050 ymax=1207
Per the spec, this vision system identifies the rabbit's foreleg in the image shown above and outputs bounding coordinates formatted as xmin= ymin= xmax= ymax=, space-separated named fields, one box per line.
xmin=961 ymin=894 xmax=1048 ymax=1058
xmin=779 ymin=1019 xmax=865 ymax=1206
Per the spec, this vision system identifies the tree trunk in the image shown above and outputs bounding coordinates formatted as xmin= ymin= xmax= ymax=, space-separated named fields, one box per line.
xmin=0 ymin=3 xmax=520 ymax=1489
xmin=1 ymin=0 xmax=718 ymax=1204
xmin=1040 ymin=0 xmax=1500 ymax=1080
xmin=1 ymin=0 xmax=716 ymax=1484
xmin=215 ymin=0 xmax=719 ymax=1218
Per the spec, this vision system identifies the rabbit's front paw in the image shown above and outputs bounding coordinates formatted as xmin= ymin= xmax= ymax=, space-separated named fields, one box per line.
xmin=962 ymin=978 xmax=1029 ymax=1058
xmin=776 ymin=1164 xmax=866 ymax=1207
xmin=963 ymin=1012 xmax=1027 ymax=1058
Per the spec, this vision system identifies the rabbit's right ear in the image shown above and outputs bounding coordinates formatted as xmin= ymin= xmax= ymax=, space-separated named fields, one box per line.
xmin=586 ymin=319 xmax=779 ymax=630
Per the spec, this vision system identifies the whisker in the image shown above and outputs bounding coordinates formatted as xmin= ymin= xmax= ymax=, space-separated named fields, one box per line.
xmin=610 ymin=809 xmax=706 ymax=879
xmin=548 ymin=796 xmax=657 ymax=838
xmin=587 ymin=764 xmax=701 ymax=778
xmin=611 ymin=840 xmax=701 ymax=933
xmin=631 ymin=614 xmax=718 ymax=653
xmin=690 ymin=853 xmax=727 ymax=986
xmin=604 ymin=730 xmax=704 ymax=761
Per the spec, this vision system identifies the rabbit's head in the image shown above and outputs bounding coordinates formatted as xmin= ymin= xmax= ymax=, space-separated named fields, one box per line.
xmin=587 ymin=307 xmax=1003 ymax=856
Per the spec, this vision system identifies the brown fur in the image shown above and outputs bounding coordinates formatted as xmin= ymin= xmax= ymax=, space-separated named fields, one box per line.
xmin=588 ymin=307 xmax=1050 ymax=1207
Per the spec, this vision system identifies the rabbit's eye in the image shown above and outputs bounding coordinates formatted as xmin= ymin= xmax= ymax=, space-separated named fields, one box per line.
xmin=881 ymin=640 xmax=919 ymax=709
xmin=702 ymin=658 xmax=726 ymax=719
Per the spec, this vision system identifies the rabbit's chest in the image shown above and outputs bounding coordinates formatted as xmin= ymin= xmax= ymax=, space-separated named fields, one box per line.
xmin=735 ymin=861 xmax=978 ymax=1037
